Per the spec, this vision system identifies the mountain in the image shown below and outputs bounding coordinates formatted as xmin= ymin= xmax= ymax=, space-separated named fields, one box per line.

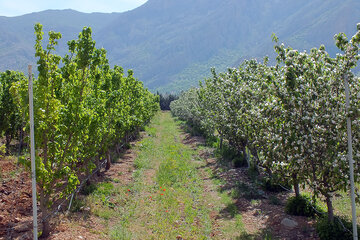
xmin=0 ymin=0 xmax=359 ymax=92
xmin=0 ymin=9 xmax=119 ymax=74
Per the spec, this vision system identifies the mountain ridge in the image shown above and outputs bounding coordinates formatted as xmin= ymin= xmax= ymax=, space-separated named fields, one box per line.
xmin=0 ymin=0 xmax=359 ymax=92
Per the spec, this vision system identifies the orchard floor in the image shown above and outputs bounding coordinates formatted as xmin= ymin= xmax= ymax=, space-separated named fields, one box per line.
xmin=1 ymin=112 xmax=319 ymax=239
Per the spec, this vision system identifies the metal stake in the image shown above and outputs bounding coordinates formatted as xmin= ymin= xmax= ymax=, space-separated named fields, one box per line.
xmin=29 ymin=65 xmax=38 ymax=240
xmin=344 ymin=73 xmax=358 ymax=240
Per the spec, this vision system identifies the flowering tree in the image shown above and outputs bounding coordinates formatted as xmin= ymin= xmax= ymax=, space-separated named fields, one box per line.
xmin=171 ymin=24 xmax=360 ymax=222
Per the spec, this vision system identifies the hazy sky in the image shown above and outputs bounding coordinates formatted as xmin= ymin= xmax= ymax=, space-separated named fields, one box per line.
xmin=0 ymin=0 xmax=148 ymax=17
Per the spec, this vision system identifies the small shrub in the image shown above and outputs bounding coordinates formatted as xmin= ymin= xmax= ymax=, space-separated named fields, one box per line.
xmin=184 ymin=123 xmax=204 ymax=137
xmin=205 ymin=135 xmax=218 ymax=148
xmin=261 ymin=178 xmax=282 ymax=192
xmin=216 ymin=144 xmax=247 ymax=168
xmin=233 ymin=156 xmax=246 ymax=168
xmin=0 ymin=144 xmax=5 ymax=158
xmin=269 ymin=195 xmax=282 ymax=205
xmin=70 ymin=198 xmax=85 ymax=212
xmin=112 ymin=178 xmax=121 ymax=183
xmin=260 ymin=176 xmax=291 ymax=192
xmin=223 ymin=203 xmax=238 ymax=218
xmin=247 ymin=165 xmax=259 ymax=181
xmin=125 ymin=142 xmax=131 ymax=149
xmin=316 ymin=216 xmax=358 ymax=240
xmin=81 ymin=183 xmax=97 ymax=195
xmin=17 ymin=155 xmax=29 ymax=168
xmin=285 ymin=195 xmax=318 ymax=217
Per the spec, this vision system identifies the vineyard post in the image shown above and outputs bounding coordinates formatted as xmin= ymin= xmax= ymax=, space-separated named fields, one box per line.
xmin=344 ymin=73 xmax=358 ymax=240
xmin=28 ymin=65 xmax=38 ymax=240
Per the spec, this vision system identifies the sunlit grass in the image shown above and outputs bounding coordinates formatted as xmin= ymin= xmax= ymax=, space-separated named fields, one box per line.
xmin=301 ymin=185 xmax=360 ymax=223
xmin=81 ymin=112 xmax=248 ymax=239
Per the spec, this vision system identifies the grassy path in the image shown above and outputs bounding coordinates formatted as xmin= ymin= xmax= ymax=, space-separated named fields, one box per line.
xmin=109 ymin=111 xmax=217 ymax=239
xmin=103 ymin=112 xmax=245 ymax=239
xmin=122 ymin=111 xmax=214 ymax=239
xmin=52 ymin=111 xmax=244 ymax=239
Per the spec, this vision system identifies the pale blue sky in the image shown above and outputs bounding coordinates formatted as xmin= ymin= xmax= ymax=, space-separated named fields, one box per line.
xmin=0 ymin=0 xmax=148 ymax=17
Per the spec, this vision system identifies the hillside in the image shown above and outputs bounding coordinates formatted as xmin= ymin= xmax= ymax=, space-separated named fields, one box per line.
xmin=0 ymin=0 xmax=359 ymax=91
xmin=0 ymin=10 xmax=119 ymax=71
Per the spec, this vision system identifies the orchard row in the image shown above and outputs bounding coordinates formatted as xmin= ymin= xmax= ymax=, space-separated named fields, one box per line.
xmin=0 ymin=24 xmax=159 ymax=236
xmin=171 ymin=25 xmax=360 ymax=223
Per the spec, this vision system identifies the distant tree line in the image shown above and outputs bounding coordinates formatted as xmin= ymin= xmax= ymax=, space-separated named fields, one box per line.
xmin=157 ymin=92 xmax=178 ymax=110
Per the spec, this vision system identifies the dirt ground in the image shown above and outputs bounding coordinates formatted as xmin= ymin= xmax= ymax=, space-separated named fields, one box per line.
xmin=0 ymin=138 xmax=139 ymax=240
xmin=0 ymin=157 xmax=33 ymax=240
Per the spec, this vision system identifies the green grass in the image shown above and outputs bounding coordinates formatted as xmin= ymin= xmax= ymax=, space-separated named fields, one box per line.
xmin=194 ymin=145 xmax=251 ymax=238
xmin=332 ymin=185 xmax=360 ymax=223
xmin=79 ymin=112 xmax=248 ymax=239
xmin=110 ymin=225 xmax=133 ymax=240
xmin=132 ymin=112 xmax=213 ymax=239
xmin=133 ymin=137 xmax=153 ymax=170
xmin=301 ymin=186 xmax=360 ymax=223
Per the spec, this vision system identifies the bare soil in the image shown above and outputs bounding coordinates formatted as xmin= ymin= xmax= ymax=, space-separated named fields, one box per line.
xmin=0 ymin=158 xmax=33 ymax=240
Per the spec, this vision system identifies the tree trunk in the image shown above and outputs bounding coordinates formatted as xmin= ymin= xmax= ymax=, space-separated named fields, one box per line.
xmin=5 ymin=134 xmax=11 ymax=154
xmin=116 ymin=143 xmax=121 ymax=155
xmin=95 ymin=155 xmax=101 ymax=176
xmin=40 ymin=190 xmax=50 ymax=238
xmin=220 ymin=137 xmax=223 ymax=150
xmin=85 ymin=165 xmax=91 ymax=185
xmin=106 ymin=151 xmax=111 ymax=170
xmin=294 ymin=183 xmax=300 ymax=197
xmin=125 ymin=133 xmax=129 ymax=144
xmin=325 ymin=195 xmax=334 ymax=223
xmin=293 ymin=175 xmax=300 ymax=197
xmin=250 ymin=148 xmax=260 ymax=167
xmin=18 ymin=126 xmax=24 ymax=155
xmin=242 ymin=146 xmax=250 ymax=168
